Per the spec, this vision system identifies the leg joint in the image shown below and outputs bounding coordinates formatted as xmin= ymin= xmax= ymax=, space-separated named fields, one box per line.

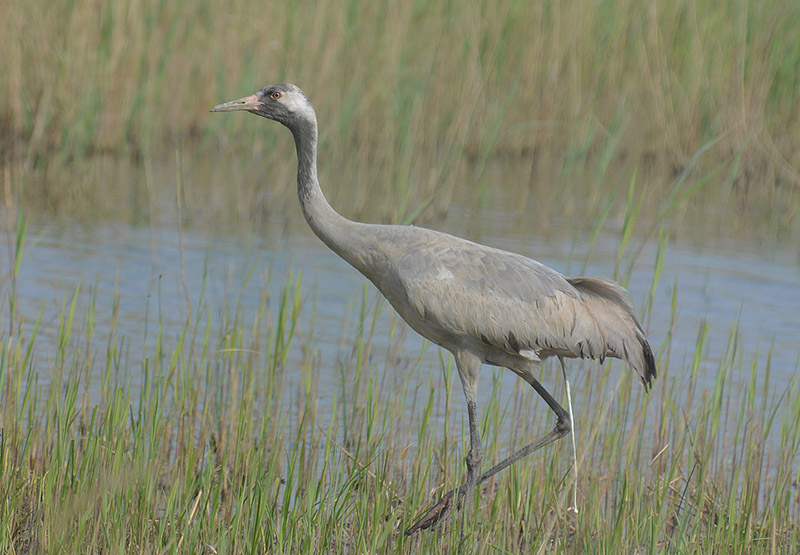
xmin=555 ymin=413 xmax=572 ymax=436
xmin=466 ymin=447 xmax=483 ymax=469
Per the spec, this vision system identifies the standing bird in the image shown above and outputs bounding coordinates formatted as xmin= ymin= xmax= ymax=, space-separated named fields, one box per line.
xmin=211 ymin=84 xmax=657 ymax=534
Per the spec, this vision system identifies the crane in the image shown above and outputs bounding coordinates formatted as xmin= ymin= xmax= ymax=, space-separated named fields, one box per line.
xmin=211 ymin=83 xmax=657 ymax=534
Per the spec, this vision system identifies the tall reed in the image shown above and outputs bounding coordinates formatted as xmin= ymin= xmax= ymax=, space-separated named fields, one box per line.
xmin=0 ymin=207 xmax=798 ymax=552
xmin=2 ymin=0 xmax=799 ymax=234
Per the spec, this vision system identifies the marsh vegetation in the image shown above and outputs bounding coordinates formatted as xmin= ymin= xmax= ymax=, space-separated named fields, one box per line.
xmin=1 ymin=0 xmax=799 ymax=552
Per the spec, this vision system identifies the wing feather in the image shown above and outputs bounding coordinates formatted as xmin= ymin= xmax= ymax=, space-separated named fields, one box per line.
xmin=387 ymin=229 xmax=655 ymax=388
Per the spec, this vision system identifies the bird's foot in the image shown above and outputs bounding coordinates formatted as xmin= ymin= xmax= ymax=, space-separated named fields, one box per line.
xmin=404 ymin=491 xmax=455 ymax=536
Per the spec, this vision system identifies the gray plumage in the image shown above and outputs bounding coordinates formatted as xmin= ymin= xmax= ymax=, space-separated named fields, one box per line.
xmin=211 ymin=83 xmax=657 ymax=532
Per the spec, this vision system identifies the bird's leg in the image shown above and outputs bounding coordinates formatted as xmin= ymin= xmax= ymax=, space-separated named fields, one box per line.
xmin=559 ymin=356 xmax=579 ymax=514
xmin=405 ymin=353 xmax=483 ymax=537
xmin=461 ymin=399 xmax=483 ymax=531
xmin=465 ymin=399 xmax=483 ymax=490
xmin=405 ymin=374 xmax=571 ymax=536
xmin=471 ymin=372 xmax=572 ymax=483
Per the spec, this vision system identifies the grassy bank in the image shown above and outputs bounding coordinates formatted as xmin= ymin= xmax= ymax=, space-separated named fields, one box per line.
xmin=0 ymin=213 xmax=798 ymax=553
xmin=4 ymin=0 xmax=800 ymax=167
xmin=2 ymin=0 xmax=799 ymax=238
xmin=1 ymin=0 xmax=799 ymax=551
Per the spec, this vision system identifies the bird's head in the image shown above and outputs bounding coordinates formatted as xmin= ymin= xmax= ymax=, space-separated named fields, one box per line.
xmin=210 ymin=83 xmax=315 ymax=127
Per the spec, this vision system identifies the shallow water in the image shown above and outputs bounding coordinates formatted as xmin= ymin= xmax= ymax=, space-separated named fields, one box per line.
xmin=1 ymin=151 xmax=798 ymax=484
xmin=5 ymin=160 xmax=799 ymax=423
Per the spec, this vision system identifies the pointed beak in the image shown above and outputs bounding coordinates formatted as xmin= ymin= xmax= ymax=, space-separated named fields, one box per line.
xmin=210 ymin=94 xmax=261 ymax=113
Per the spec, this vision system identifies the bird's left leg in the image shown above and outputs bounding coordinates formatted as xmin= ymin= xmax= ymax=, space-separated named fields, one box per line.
xmin=457 ymin=353 xmax=484 ymax=535
xmin=405 ymin=351 xmax=482 ymax=536
xmin=465 ymin=398 xmax=483 ymax=492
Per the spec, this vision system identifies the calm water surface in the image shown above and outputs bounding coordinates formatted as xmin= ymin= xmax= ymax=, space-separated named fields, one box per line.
xmin=3 ymin=163 xmax=800 ymax=446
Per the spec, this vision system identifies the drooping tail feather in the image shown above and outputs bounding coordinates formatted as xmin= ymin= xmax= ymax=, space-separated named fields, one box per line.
xmin=567 ymin=277 xmax=657 ymax=390
xmin=636 ymin=328 xmax=657 ymax=390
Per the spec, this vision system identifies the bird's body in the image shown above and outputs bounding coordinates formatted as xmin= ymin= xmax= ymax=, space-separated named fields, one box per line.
xmin=212 ymin=83 xmax=656 ymax=533
xmin=328 ymin=220 xmax=653 ymax=386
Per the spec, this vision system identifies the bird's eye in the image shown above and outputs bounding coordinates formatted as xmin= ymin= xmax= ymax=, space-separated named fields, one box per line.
xmin=270 ymin=91 xmax=281 ymax=100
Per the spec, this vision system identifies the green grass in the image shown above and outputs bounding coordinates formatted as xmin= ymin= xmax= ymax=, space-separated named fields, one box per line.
xmin=2 ymin=0 xmax=799 ymax=244
xmin=1 ymin=0 xmax=799 ymax=551
xmin=1 ymin=207 xmax=798 ymax=553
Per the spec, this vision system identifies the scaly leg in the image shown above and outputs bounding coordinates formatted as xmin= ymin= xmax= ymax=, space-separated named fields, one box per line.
xmin=410 ymin=352 xmax=483 ymax=536
xmin=405 ymin=373 xmax=571 ymax=536
xmin=460 ymin=398 xmax=483 ymax=533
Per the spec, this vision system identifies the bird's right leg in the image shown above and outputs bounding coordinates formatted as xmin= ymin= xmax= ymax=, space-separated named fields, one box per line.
xmin=472 ymin=372 xmax=571 ymax=483
xmin=405 ymin=373 xmax=571 ymax=536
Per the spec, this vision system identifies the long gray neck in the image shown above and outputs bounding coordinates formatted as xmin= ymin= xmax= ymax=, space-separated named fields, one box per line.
xmin=289 ymin=117 xmax=370 ymax=269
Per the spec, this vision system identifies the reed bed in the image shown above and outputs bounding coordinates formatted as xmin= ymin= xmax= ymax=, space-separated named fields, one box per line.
xmin=2 ymin=0 xmax=799 ymax=241
xmin=1 ymin=0 xmax=799 ymax=552
xmin=1 ymin=209 xmax=798 ymax=554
